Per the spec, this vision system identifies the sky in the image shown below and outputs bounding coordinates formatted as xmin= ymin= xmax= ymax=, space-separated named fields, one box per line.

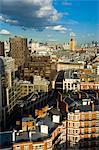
xmin=0 ymin=0 xmax=99 ymax=44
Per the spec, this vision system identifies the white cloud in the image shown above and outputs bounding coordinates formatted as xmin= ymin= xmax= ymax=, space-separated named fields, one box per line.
xmin=66 ymin=19 xmax=79 ymax=25
xmin=0 ymin=15 xmax=18 ymax=24
xmin=1 ymin=0 xmax=61 ymax=29
xmin=0 ymin=29 xmax=11 ymax=35
xmin=46 ymin=25 xmax=67 ymax=31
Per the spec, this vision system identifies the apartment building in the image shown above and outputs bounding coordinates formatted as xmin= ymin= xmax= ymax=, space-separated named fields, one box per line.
xmin=80 ymin=82 xmax=99 ymax=90
xmin=57 ymin=62 xmax=84 ymax=72
xmin=24 ymin=53 xmax=57 ymax=81
xmin=13 ymin=108 xmax=63 ymax=150
xmin=52 ymin=70 xmax=80 ymax=92
xmin=67 ymin=99 xmax=99 ymax=149
xmin=33 ymin=75 xmax=51 ymax=92
xmin=13 ymin=134 xmax=52 ymax=150
xmin=20 ymin=76 xmax=51 ymax=98
xmin=63 ymin=70 xmax=80 ymax=92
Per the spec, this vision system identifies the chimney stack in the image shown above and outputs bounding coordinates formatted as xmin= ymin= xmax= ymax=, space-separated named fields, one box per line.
xmin=12 ymin=130 xmax=17 ymax=142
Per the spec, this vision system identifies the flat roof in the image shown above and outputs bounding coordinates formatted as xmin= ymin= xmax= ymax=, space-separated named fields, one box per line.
xmin=22 ymin=117 xmax=35 ymax=122
xmin=37 ymin=115 xmax=58 ymax=134
xmin=15 ymin=131 xmax=50 ymax=143
xmin=58 ymin=62 xmax=84 ymax=65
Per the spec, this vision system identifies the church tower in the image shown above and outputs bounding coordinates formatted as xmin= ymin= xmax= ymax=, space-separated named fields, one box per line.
xmin=70 ymin=32 xmax=75 ymax=51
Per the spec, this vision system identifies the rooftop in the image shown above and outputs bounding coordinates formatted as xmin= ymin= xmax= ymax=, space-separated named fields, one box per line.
xmin=78 ymin=104 xmax=99 ymax=112
xmin=58 ymin=62 xmax=84 ymax=65
xmin=15 ymin=131 xmax=50 ymax=143
xmin=22 ymin=117 xmax=35 ymax=122
xmin=0 ymin=131 xmax=12 ymax=149
xmin=64 ymin=90 xmax=99 ymax=112
xmin=37 ymin=115 xmax=58 ymax=134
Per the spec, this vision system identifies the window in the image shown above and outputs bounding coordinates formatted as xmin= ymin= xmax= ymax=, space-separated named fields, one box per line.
xmin=24 ymin=145 xmax=28 ymax=150
xmin=96 ymin=113 xmax=99 ymax=120
xmin=16 ymin=146 xmax=20 ymax=150
xmin=39 ymin=145 xmax=42 ymax=148
xmin=96 ymin=121 xmax=99 ymax=127
xmin=88 ymin=128 xmax=91 ymax=134
xmin=81 ymin=122 xmax=84 ymax=127
xmin=75 ymin=137 xmax=78 ymax=142
xmin=81 ymin=114 xmax=85 ymax=120
xmin=81 ymin=128 xmax=84 ymax=134
xmin=68 ymin=83 xmax=70 ymax=88
xmin=72 ymin=84 xmax=73 ymax=87
xmin=75 ymin=83 xmax=77 ymax=87
xmin=89 ymin=121 xmax=92 ymax=127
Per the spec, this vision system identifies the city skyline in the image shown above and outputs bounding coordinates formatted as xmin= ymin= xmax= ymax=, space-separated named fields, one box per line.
xmin=0 ymin=2 xmax=99 ymax=148
xmin=0 ymin=0 xmax=99 ymax=44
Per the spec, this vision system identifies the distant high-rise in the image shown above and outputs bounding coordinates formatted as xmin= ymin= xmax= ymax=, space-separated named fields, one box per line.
xmin=10 ymin=36 xmax=28 ymax=68
xmin=0 ymin=41 xmax=5 ymax=56
xmin=69 ymin=32 xmax=76 ymax=51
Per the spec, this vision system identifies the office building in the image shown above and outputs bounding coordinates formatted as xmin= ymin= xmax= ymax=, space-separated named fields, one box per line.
xmin=10 ymin=36 xmax=29 ymax=68
xmin=0 ymin=56 xmax=22 ymax=130
xmin=0 ymin=58 xmax=6 ymax=131
xmin=0 ymin=41 xmax=4 ymax=56
xmin=0 ymin=56 xmax=15 ymax=87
